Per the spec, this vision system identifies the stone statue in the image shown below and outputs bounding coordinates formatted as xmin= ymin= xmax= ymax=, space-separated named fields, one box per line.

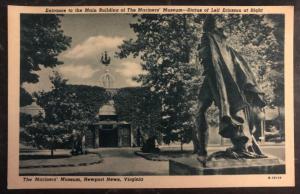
xmin=101 ymin=69 xmax=114 ymax=88
xmin=196 ymin=16 xmax=266 ymax=164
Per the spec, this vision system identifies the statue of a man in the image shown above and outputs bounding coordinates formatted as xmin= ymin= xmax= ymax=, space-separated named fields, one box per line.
xmin=196 ymin=16 xmax=266 ymax=162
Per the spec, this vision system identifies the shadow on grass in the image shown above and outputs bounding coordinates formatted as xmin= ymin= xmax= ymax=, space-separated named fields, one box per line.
xmin=20 ymin=154 xmax=71 ymax=160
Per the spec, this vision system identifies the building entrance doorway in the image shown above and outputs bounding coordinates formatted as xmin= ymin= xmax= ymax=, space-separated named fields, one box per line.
xmin=99 ymin=125 xmax=118 ymax=147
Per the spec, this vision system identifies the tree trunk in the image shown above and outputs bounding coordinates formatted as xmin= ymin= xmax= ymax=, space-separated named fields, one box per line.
xmin=50 ymin=138 xmax=54 ymax=157
xmin=180 ymin=141 xmax=183 ymax=152
xmin=192 ymin=139 xmax=198 ymax=153
xmin=277 ymin=106 xmax=282 ymax=130
xmin=191 ymin=128 xmax=199 ymax=153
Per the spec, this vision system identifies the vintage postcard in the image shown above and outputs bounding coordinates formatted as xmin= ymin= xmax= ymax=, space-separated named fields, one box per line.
xmin=7 ymin=5 xmax=294 ymax=189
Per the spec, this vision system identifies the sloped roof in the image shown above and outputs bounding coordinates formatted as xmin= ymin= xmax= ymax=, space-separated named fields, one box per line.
xmin=98 ymin=100 xmax=116 ymax=116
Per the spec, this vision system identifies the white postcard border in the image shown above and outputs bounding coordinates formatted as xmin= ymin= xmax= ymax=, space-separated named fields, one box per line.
xmin=7 ymin=5 xmax=295 ymax=189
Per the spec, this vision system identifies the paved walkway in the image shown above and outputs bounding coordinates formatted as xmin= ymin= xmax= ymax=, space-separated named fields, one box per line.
xmin=20 ymin=147 xmax=169 ymax=176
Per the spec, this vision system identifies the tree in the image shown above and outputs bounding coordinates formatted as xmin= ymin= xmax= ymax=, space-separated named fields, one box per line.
xmin=117 ymin=14 xmax=284 ymax=151
xmin=266 ymin=15 xmax=284 ymax=106
xmin=20 ymin=14 xmax=71 ymax=106
xmin=211 ymin=14 xmax=284 ymax=106
xmin=20 ymin=112 xmax=32 ymax=128
xmin=117 ymin=14 xmax=201 ymax=147
xmin=23 ymin=113 xmax=68 ymax=156
xmin=25 ymin=73 xmax=78 ymax=156
xmin=113 ymin=87 xmax=161 ymax=144
xmin=22 ymin=72 xmax=106 ymax=156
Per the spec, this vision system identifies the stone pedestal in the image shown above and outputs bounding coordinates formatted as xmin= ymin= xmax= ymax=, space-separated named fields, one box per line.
xmin=169 ymin=155 xmax=285 ymax=175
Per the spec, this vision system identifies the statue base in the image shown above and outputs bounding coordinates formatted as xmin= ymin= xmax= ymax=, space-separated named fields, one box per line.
xmin=169 ymin=155 xmax=285 ymax=175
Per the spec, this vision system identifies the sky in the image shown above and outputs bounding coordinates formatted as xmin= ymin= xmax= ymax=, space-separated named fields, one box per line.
xmin=24 ymin=14 xmax=144 ymax=94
